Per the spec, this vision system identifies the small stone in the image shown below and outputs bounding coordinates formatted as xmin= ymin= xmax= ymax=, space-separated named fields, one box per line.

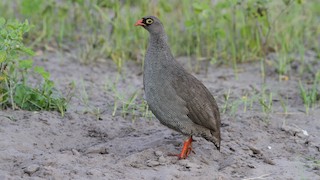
xmin=24 ymin=164 xmax=40 ymax=175
xmin=85 ymin=146 xmax=108 ymax=154
xmin=302 ymin=129 xmax=309 ymax=136
xmin=281 ymin=124 xmax=300 ymax=136
xmin=158 ymin=156 xmax=166 ymax=163
xmin=130 ymin=162 xmax=142 ymax=168
xmin=72 ymin=149 xmax=81 ymax=156
xmin=263 ymin=157 xmax=275 ymax=165
xmin=43 ymin=166 xmax=53 ymax=176
xmin=154 ymin=151 xmax=163 ymax=157
xmin=146 ymin=160 xmax=160 ymax=167
xmin=248 ymin=146 xmax=261 ymax=154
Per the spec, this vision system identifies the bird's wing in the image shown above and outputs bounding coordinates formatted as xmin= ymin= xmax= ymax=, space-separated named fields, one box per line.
xmin=171 ymin=69 xmax=220 ymax=132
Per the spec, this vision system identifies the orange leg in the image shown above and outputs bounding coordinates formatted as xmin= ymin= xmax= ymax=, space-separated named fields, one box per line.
xmin=169 ymin=136 xmax=194 ymax=159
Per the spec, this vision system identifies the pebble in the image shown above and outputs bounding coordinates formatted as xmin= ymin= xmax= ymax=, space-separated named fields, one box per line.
xmin=71 ymin=149 xmax=81 ymax=156
xmin=281 ymin=125 xmax=301 ymax=137
xmin=248 ymin=146 xmax=261 ymax=154
xmin=179 ymin=160 xmax=201 ymax=169
xmin=85 ymin=146 xmax=108 ymax=154
xmin=146 ymin=160 xmax=160 ymax=167
xmin=130 ymin=162 xmax=143 ymax=168
xmin=154 ymin=151 xmax=163 ymax=157
xmin=24 ymin=164 xmax=40 ymax=175
xmin=158 ymin=156 xmax=166 ymax=163
xmin=263 ymin=157 xmax=276 ymax=165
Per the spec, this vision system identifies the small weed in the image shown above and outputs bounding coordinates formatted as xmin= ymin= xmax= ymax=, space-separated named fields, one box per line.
xmin=242 ymin=95 xmax=249 ymax=113
xmin=77 ymin=80 xmax=102 ymax=120
xmin=0 ymin=114 xmax=16 ymax=121
xmin=105 ymin=75 xmax=152 ymax=121
xmin=78 ymin=34 xmax=110 ymax=65
xmin=222 ymin=88 xmax=231 ymax=114
xmin=306 ymin=157 xmax=320 ymax=170
xmin=258 ymin=87 xmax=273 ymax=114
xmin=0 ymin=18 xmax=67 ymax=115
xmin=107 ymin=81 xmax=139 ymax=119
xmin=139 ymin=100 xmax=153 ymax=120
xmin=223 ymin=86 xmax=275 ymax=117
xmin=78 ymin=80 xmax=90 ymax=108
xmin=279 ymin=94 xmax=289 ymax=115
xmin=298 ymin=71 xmax=320 ymax=114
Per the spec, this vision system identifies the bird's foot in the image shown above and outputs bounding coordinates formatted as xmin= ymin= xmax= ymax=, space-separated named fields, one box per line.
xmin=168 ymin=136 xmax=194 ymax=159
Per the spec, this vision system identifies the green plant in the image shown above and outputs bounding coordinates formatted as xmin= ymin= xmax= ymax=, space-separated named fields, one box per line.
xmin=107 ymin=80 xmax=139 ymax=119
xmin=306 ymin=157 xmax=320 ymax=172
xmin=77 ymin=79 xmax=103 ymax=120
xmin=222 ymin=86 xmax=276 ymax=117
xmin=105 ymin=75 xmax=152 ymax=121
xmin=279 ymin=94 xmax=289 ymax=115
xmin=258 ymin=87 xmax=273 ymax=114
xmin=298 ymin=71 xmax=320 ymax=114
xmin=222 ymin=88 xmax=231 ymax=114
xmin=0 ymin=17 xmax=67 ymax=115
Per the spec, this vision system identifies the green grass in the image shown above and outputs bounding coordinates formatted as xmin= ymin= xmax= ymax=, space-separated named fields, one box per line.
xmin=306 ymin=157 xmax=320 ymax=172
xmin=298 ymin=71 xmax=320 ymax=114
xmin=222 ymin=73 xmax=320 ymax=116
xmin=222 ymin=89 xmax=262 ymax=116
xmin=105 ymin=75 xmax=152 ymax=121
xmin=1 ymin=1 xmax=319 ymax=70
xmin=222 ymin=86 xmax=280 ymax=118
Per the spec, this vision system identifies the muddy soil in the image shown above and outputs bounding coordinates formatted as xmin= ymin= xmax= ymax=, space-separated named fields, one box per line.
xmin=0 ymin=51 xmax=319 ymax=180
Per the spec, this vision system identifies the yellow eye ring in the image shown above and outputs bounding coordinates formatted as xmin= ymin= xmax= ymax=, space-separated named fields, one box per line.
xmin=146 ymin=18 xmax=153 ymax=24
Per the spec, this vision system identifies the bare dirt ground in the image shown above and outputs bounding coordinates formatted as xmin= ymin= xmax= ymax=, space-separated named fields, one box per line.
xmin=0 ymin=51 xmax=319 ymax=180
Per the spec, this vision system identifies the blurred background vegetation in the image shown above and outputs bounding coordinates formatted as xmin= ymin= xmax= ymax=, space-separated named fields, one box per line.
xmin=1 ymin=0 xmax=319 ymax=68
xmin=0 ymin=0 xmax=319 ymax=115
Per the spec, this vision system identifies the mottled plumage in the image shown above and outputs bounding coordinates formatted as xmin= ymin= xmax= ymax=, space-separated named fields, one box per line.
xmin=135 ymin=16 xmax=221 ymax=157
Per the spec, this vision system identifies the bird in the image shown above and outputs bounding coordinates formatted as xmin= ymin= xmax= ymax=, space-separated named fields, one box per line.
xmin=135 ymin=16 xmax=221 ymax=159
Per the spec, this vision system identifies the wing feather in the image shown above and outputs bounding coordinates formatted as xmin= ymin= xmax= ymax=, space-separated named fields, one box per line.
xmin=171 ymin=69 xmax=220 ymax=132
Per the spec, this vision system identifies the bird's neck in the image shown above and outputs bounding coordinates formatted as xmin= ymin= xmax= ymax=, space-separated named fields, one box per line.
xmin=148 ymin=33 xmax=169 ymax=50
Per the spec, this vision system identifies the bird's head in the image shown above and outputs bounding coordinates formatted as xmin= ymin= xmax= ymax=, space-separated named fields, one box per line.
xmin=134 ymin=16 xmax=164 ymax=35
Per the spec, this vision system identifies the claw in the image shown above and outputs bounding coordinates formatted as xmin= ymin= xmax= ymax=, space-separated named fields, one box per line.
xmin=168 ymin=136 xmax=194 ymax=159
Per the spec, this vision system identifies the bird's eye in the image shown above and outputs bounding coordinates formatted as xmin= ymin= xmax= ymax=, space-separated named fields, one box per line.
xmin=146 ymin=18 xmax=154 ymax=24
